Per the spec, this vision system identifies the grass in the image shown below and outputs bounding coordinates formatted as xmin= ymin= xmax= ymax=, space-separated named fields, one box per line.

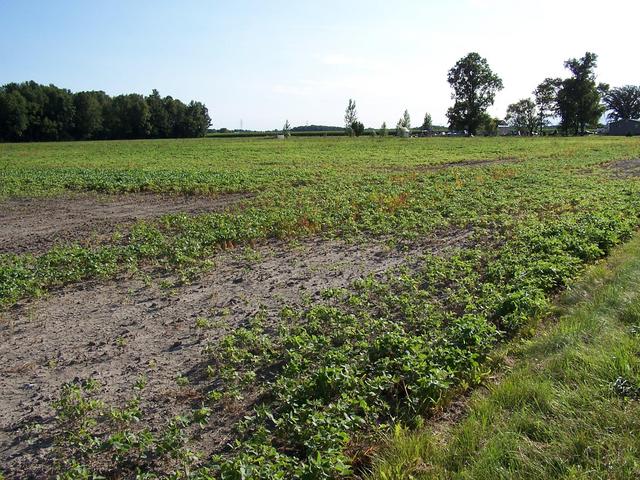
xmin=368 ymin=230 xmax=640 ymax=480
xmin=3 ymin=136 xmax=640 ymax=477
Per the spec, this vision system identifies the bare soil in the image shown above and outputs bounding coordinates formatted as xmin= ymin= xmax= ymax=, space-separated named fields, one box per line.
xmin=0 ymin=192 xmax=252 ymax=255
xmin=377 ymin=157 xmax=519 ymax=173
xmin=0 ymin=229 xmax=474 ymax=478
xmin=605 ymin=158 xmax=640 ymax=178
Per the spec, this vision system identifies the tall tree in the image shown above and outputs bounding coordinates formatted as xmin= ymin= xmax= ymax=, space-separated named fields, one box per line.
xmin=421 ymin=112 xmax=432 ymax=131
xmin=344 ymin=99 xmax=357 ymax=136
xmin=556 ymin=52 xmax=607 ymax=135
xmin=106 ymin=94 xmax=151 ymax=139
xmin=446 ymin=52 xmax=503 ymax=135
xmin=0 ymin=90 xmax=28 ymax=141
xmin=42 ymin=85 xmax=75 ymax=140
xmin=533 ymin=78 xmax=561 ymax=134
xmin=184 ymin=101 xmax=211 ymax=137
xmin=505 ymin=98 xmax=538 ymax=135
xmin=147 ymin=89 xmax=171 ymax=138
xmin=604 ymin=85 xmax=640 ymax=122
xmin=73 ymin=91 xmax=104 ymax=139
xmin=397 ymin=109 xmax=411 ymax=129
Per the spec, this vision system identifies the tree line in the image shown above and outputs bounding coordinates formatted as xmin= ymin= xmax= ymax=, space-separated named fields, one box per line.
xmin=453 ymin=51 xmax=639 ymax=136
xmin=505 ymin=53 xmax=639 ymax=136
xmin=341 ymin=51 xmax=638 ymax=137
xmin=0 ymin=81 xmax=211 ymax=142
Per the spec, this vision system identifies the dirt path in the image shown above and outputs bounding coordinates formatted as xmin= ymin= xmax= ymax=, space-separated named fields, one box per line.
xmin=0 ymin=192 xmax=253 ymax=255
xmin=376 ymin=157 xmax=519 ymax=173
xmin=0 ymin=230 xmax=473 ymax=478
xmin=605 ymin=158 xmax=640 ymax=178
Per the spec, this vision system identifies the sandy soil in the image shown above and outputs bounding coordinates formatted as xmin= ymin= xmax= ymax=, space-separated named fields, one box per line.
xmin=375 ymin=157 xmax=519 ymax=173
xmin=0 ymin=227 xmax=474 ymax=478
xmin=0 ymin=192 xmax=252 ymax=255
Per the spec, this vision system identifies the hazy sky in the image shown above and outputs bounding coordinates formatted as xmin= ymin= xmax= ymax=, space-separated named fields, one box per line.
xmin=2 ymin=0 xmax=639 ymax=130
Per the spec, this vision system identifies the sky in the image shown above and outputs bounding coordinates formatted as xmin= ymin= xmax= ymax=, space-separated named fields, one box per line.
xmin=1 ymin=0 xmax=639 ymax=130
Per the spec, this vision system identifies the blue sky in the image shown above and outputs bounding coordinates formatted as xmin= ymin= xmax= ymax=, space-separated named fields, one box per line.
xmin=2 ymin=0 xmax=639 ymax=130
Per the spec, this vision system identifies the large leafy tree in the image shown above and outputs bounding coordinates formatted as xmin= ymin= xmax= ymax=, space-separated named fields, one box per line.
xmin=105 ymin=94 xmax=151 ymax=139
xmin=533 ymin=78 xmax=561 ymax=133
xmin=603 ymin=85 xmax=640 ymax=122
xmin=183 ymin=101 xmax=211 ymax=137
xmin=446 ymin=52 xmax=503 ymax=135
xmin=556 ymin=52 xmax=607 ymax=135
xmin=0 ymin=90 xmax=28 ymax=141
xmin=73 ymin=91 xmax=104 ymax=139
xmin=505 ymin=98 xmax=538 ymax=135
xmin=147 ymin=89 xmax=172 ymax=138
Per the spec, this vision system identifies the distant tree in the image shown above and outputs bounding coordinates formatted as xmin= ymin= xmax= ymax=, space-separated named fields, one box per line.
xmin=397 ymin=109 xmax=411 ymax=129
xmin=106 ymin=94 xmax=151 ymax=139
xmin=480 ymin=114 xmax=500 ymax=136
xmin=421 ymin=112 xmax=432 ymax=131
xmin=505 ymin=98 xmax=538 ymax=135
xmin=446 ymin=52 xmax=503 ymax=135
xmin=380 ymin=121 xmax=387 ymax=136
xmin=0 ymin=81 xmax=211 ymax=142
xmin=556 ymin=52 xmax=607 ymax=135
xmin=283 ymin=119 xmax=291 ymax=137
xmin=604 ymin=85 xmax=640 ymax=122
xmin=184 ymin=101 xmax=211 ymax=137
xmin=73 ymin=91 xmax=104 ymax=139
xmin=0 ymin=90 xmax=28 ymax=141
xmin=344 ymin=99 xmax=358 ymax=136
xmin=533 ymin=78 xmax=561 ymax=134
xmin=4 ymin=81 xmax=47 ymax=140
xmin=351 ymin=120 xmax=365 ymax=136
xmin=147 ymin=89 xmax=171 ymax=138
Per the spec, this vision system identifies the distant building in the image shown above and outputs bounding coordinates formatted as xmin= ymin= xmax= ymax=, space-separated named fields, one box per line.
xmin=497 ymin=124 xmax=513 ymax=136
xmin=607 ymin=119 xmax=640 ymax=136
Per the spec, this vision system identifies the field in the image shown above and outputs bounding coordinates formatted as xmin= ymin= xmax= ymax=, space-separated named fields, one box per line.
xmin=1 ymin=136 xmax=640 ymax=478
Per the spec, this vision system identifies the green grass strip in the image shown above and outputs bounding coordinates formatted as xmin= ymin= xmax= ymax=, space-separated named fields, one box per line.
xmin=369 ymin=231 xmax=640 ymax=480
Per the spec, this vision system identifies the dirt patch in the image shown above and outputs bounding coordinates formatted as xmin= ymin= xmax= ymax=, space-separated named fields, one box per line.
xmin=0 ymin=192 xmax=253 ymax=255
xmin=0 ymin=229 xmax=473 ymax=478
xmin=378 ymin=157 xmax=519 ymax=173
xmin=604 ymin=158 xmax=640 ymax=178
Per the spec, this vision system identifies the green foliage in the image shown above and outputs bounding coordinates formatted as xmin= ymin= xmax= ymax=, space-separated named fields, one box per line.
xmin=0 ymin=81 xmax=211 ymax=141
xmin=604 ymin=85 xmax=640 ymax=122
xmin=351 ymin=120 xmax=365 ymax=137
xmin=344 ymin=99 xmax=358 ymax=136
xmin=556 ymin=52 xmax=607 ymax=135
xmin=421 ymin=112 xmax=432 ymax=131
xmin=505 ymin=98 xmax=537 ymax=135
xmin=533 ymin=77 xmax=561 ymax=133
xmin=447 ymin=52 xmax=504 ymax=135
xmin=368 ymin=232 xmax=640 ymax=479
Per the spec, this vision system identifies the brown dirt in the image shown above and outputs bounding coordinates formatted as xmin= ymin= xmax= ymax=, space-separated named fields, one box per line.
xmin=0 ymin=230 xmax=474 ymax=478
xmin=0 ymin=192 xmax=253 ymax=255
xmin=378 ymin=157 xmax=519 ymax=173
xmin=604 ymin=158 xmax=640 ymax=178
